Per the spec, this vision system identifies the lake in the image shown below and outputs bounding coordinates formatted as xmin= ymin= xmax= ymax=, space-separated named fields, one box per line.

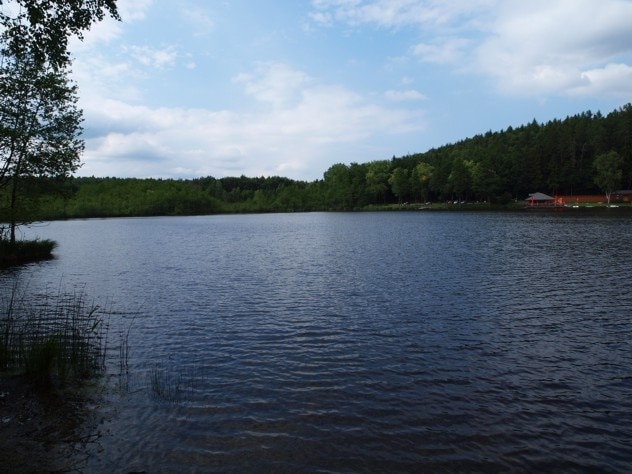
xmin=4 ymin=211 xmax=632 ymax=471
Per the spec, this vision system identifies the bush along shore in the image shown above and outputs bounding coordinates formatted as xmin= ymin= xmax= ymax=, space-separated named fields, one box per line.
xmin=0 ymin=238 xmax=57 ymax=266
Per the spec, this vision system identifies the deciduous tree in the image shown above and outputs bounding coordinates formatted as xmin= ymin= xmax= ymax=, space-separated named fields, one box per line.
xmin=411 ymin=162 xmax=433 ymax=203
xmin=0 ymin=0 xmax=119 ymax=69
xmin=365 ymin=160 xmax=390 ymax=203
xmin=447 ymin=157 xmax=471 ymax=201
xmin=0 ymin=46 xmax=83 ymax=242
xmin=593 ymin=151 xmax=623 ymax=204
xmin=389 ymin=167 xmax=410 ymax=205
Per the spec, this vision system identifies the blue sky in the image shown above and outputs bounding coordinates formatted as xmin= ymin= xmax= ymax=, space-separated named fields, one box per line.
xmin=69 ymin=0 xmax=632 ymax=181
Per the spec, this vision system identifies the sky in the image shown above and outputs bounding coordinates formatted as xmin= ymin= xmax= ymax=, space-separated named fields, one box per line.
xmin=68 ymin=0 xmax=632 ymax=182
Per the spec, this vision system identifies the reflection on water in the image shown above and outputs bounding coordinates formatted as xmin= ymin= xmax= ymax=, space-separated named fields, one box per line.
xmin=4 ymin=211 xmax=632 ymax=471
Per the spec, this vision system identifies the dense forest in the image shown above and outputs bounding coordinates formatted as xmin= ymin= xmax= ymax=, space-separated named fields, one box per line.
xmin=4 ymin=103 xmax=632 ymax=220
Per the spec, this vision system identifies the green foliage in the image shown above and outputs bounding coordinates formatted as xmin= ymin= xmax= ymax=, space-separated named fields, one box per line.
xmin=411 ymin=162 xmax=434 ymax=203
xmin=447 ymin=156 xmax=471 ymax=200
xmin=323 ymin=163 xmax=354 ymax=209
xmin=593 ymin=151 xmax=624 ymax=203
xmin=0 ymin=0 xmax=120 ymax=69
xmin=0 ymin=237 xmax=56 ymax=265
xmin=1 ymin=0 xmax=118 ymax=240
xmin=11 ymin=103 xmax=632 ymax=218
xmin=0 ymin=31 xmax=83 ymax=242
xmin=389 ymin=167 xmax=410 ymax=204
xmin=365 ymin=160 xmax=390 ymax=203
xmin=39 ymin=177 xmax=224 ymax=218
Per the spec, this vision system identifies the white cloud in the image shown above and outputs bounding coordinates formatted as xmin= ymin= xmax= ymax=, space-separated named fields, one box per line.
xmin=385 ymin=89 xmax=427 ymax=101
xmin=310 ymin=0 xmax=493 ymax=29
xmin=183 ymin=6 xmax=215 ymax=35
xmin=128 ymin=45 xmax=178 ymax=69
xmin=118 ymin=0 xmax=154 ymax=22
xmin=70 ymin=0 xmax=153 ymax=51
xmin=570 ymin=63 xmax=632 ymax=97
xmin=234 ymin=62 xmax=311 ymax=108
xmin=72 ymin=20 xmax=123 ymax=49
xmin=475 ymin=0 xmax=632 ymax=97
xmin=73 ymin=55 xmax=144 ymax=103
xmin=78 ymin=64 xmax=426 ymax=180
xmin=311 ymin=0 xmax=632 ymax=99
xmin=310 ymin=0 xmax=438 ymax=28
xmin=412 ymin=37 xmax=471 ymax=64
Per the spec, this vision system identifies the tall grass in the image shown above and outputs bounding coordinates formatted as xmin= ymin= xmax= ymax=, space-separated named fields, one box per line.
xmin=0 ymin=238 xmax=57 ymax=266
xmin=149 ymin=364 xmax=198 ymax=402
xmin=0 ymin=280 xmax=109 ymax=387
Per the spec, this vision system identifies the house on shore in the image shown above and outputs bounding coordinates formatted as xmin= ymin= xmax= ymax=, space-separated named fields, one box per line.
xmin=525 ymin=192 xmax=565 ymax=208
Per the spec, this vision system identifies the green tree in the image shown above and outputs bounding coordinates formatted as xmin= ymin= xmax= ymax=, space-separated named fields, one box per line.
xmin=323 ymin=163 xmax=352 ymax=209
xmin=428 ymin=154 xmax=452 ymax=200
xmin=471 ymin=159 xmax=501 ymax=203
xmin=388 ymin=167 xmax=410 ymax=205
xmin=0 ymin=0 xmax=120 ymax=69
xmin=365 ymin=160 xmax=390 ymax=203
xmin=447 ymin=157 xmax=471 ymax=201
xmin=411 ymin=162 xmax=433 ymax=203
xmin=348 ymin=162 xmax=370 ymax=207
xmin=593 ymin=151 xmax=623 ymax=204
xmin=0 ymin=46 xmax=83 ymax=242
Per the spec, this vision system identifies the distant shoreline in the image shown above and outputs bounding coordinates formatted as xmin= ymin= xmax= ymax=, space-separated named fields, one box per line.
xmin=10 ymin=201 xmax=630 ymax=226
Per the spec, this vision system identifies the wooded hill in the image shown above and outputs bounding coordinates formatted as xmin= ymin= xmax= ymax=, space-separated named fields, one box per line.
xmin=12 ymin=103 xmax=632 ymax=219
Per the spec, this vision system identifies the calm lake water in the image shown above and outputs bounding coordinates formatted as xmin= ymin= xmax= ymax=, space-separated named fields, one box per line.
xmin=4 ymin=211 xmax=632 ymax=471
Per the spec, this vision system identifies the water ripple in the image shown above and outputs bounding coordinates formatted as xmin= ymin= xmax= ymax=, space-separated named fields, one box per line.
xmin=6 ymin=212 xmax=632 ymax=471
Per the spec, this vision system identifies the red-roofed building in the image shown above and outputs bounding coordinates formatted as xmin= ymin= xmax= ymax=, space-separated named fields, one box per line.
xmin=525 ymin=192 xmax=565 ymax=208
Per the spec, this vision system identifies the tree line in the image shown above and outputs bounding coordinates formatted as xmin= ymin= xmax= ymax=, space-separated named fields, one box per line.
xmin=5 ymin=102 xmax=628 ymax=220
xmin=1 ymin=1 xmax=631 ymax=231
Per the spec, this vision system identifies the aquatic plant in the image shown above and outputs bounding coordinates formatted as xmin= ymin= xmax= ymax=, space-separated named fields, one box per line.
xmin=148 ymin=364 xmax=201 ymax=402
xmin=0 ymin=236 xmax=57 ymax=265
xmin=0 ymin=280 xmax=108 ymax=387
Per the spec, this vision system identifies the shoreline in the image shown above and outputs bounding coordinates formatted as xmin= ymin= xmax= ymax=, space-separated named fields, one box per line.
xmin=13 ymin=202 xmax=632 ymax=224
xmin=0 ymin=374 xmax=101 ymax=471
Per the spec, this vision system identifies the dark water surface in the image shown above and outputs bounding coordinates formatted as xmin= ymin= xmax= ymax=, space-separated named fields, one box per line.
xmin=5 ymin=211 xmax=632 ymax=471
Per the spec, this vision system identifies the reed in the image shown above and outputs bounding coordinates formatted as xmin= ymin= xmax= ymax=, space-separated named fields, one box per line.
xmin=115 ymin=315 xmax=134 ymax=393
xmin=148 ymin=364 xmax=200 ymax=401
xmin=0 ymin=237 xmax=57 ymax=265
xmin=149 ymin=366 xmax=185 ymax=401
xmin=0 ymin=280 xmax=108 ymax=387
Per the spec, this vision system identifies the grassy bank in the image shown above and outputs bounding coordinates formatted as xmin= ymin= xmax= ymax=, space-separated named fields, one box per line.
xmin=0 ymin=238 xmax=57 ymax=266
xmin=362 ymin=201 xmax=632 ymax=212
xmin=362 ymin=201 xmax=525 ymax=212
